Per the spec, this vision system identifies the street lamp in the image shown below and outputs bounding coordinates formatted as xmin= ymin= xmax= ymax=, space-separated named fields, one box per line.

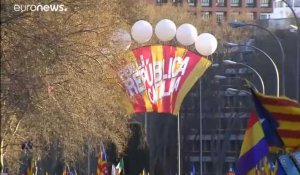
xmin=288 ymin=23 xmax=300 ymax=100
xmin=222 ymin=60 xmax=265 ymax=94
xmin=214 ymin=75 xmax=260 ymax=92
xmin=290 ymin=25 xmax=298 ymax=30
xmin=214 ymin=75 xmax=227 ymax=80
xmin=211 ymin=63 xmax=220 ymax=68
xmin=223 ymin=42 xmax=280 ymax=97
xmin=228 ymin=21 xmax=286 ymax=96
xmin=226 ymin=88 xmax=251 ymax=95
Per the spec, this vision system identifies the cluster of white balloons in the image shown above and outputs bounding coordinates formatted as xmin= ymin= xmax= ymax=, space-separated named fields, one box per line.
xmin=131 ymin=19 xmax=218 ymax=56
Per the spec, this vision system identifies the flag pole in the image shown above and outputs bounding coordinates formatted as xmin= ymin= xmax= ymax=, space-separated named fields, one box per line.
xmin=145 ymin=112 xmax=147 ymax=139
xmin=178 ymin=112 xmax=181 ymax=175
xmin=87 ymin=140 xmax=91 ymax=175
xmin=144 ymin=112 xmax=147 ymax=175
xmin=199 ymin=80 xmax=203 ymax=175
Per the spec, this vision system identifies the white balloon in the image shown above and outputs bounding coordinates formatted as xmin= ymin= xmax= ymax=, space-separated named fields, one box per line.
xmin=131 ymin=20 xmax=153 ymax=44
xmin=155 ymin=19 xmax=177 ymax=41
xmin=195 ymin=33 xmax=218 ymax=56
xmin=176 ymin=24 xmax=197 ymax=46
xmin=111 ymin=29 xmax=131 ymax=50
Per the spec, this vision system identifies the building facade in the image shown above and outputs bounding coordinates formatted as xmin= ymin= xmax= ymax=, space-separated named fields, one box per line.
xmin=146 ymin=0 xmax=273 ymax=21
xmin=180 ymin=49 xmax=256 ymax=175
xmin=270 ymin=0 xmax=300 ymax=19
xmin=267 ymin=0 xmax=300 ymax=29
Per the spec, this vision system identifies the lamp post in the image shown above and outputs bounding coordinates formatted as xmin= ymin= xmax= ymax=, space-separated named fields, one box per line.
xmin=214 ymin=75 xmax=253 ymax=174
xmin=228 ymin=21 xmax=286 ymax=96
xmin=223 ymin=42 xmax=280 ymax=97
xmin=198 ymin=80 xmax=203 ymax=175
xmin=222 ymin=60 xmax=265 ymax=94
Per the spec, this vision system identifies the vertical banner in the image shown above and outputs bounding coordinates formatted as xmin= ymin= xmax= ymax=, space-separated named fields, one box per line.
xmin=119 ymin=45 xmax=211 ymax=115
xmin=253 ymin=90 xmax=300 ymax=150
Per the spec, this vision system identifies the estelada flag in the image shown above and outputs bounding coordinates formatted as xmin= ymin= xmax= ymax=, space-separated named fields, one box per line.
xmin=119 ymin=45 xmax=211 ymax=115
xmin=251 ymin=89 xmax=300 ymax=150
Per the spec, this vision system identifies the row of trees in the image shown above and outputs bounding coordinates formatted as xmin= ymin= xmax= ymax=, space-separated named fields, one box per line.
xmin=1 ymin=0 xmax=145 ymax=172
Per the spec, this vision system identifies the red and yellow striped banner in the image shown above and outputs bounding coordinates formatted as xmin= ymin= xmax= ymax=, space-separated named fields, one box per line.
xmin=256 ymin=92 xmax=300 ymax=150
xmin=119 ymin=45 xmax=211 ymax=115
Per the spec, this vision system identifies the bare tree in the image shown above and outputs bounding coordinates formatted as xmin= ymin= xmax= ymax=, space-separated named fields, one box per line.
xmin=0 ymin=0 xmax=142 ymax=172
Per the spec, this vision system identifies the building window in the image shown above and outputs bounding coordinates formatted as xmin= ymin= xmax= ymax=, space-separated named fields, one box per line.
xmin=220 ymin=118 xmax=229 ymax=130
xmin=201 ymin=0 xmax=211 ymax=7
xmin=274 ymin=1 xmax=284 ymax=7
xmin=157 ymin=0 xmax=167 ymax=3
xmin=260 ymin=0 xmax=270 ymax=7
xmin=222 ymin=95 xmax=235 ymax=108
xmin=246 ymin=0 xmax=255 ymax=7
xmin=202 ymin=12 xmax=211 ymax=20
xmin=230 ymin=12 xmax=239 ymax=19
xmin=204 ymin=162 xmax=213 ymax=174
xmin=231 ymin=0 xmax=240 ymax=7
xmin=260 ymin=13 xmax=270 ymax=19
xmin=216 ymin=0 xmax=226 ymax=7
xmin=172 ymin=0 xmax=182 ymax=4
xmin=247 ymin=12 xmax=255 ymax=20
xmin=203 ymin=140 xmax=211 ymax=152
xmin=224 ymin=68 xmax=237 ymax=77
xmin=216 ymin=12 xmax=225 ymax=23
xmin=191 ymin=142 xmax=200 ymax=152
xmin=188 ymin=0 xmax=197 ymax=6
xmin=229 ymin=140 xmax=237 ymax=152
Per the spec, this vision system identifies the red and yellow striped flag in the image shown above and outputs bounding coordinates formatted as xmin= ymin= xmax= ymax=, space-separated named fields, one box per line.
xmin=255 ymin=92 xmax=300 ymax=150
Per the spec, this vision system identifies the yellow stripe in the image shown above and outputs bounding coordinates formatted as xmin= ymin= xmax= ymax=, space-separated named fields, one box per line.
xmin=269 ymin=146 xmax=284 ymax=153
xmin=255 ymin=91 xmax=299 ymax=104
xmin=150 ymin=45 xmax=164 ymax=111
xmin=173 ymin=55 xmax=211 ymax=114
xmin=278 ymin=121 xmax=300 ymax=131
xmin=98 ymin=156 xmax=101 ymax=164
xmin=264 ymin=105 xmax=300 ymax=115
xmin=172 ymin=47 xmax=188 ymax=114
xmin=142 ymin=91 xmax=154 ymax=111
xmin=173 ymin=47 xmax=186 ymax=65
xmin=246 ymin=168 xmax=257 ymax=175
xmin=282 ymin=137 xmax=300 ymax=147
xmin=239 ymin=122 xmax=265 ymax=157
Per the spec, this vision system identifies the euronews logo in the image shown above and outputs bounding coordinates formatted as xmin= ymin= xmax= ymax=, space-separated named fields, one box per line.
xmin=14 ymin=4 xmax=67 ymax=12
